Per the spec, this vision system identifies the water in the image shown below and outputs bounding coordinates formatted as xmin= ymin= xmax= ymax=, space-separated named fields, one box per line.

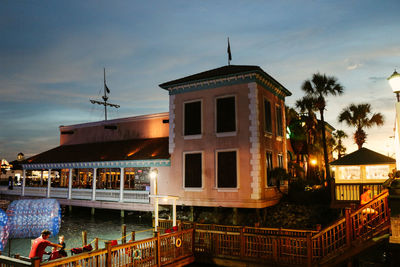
xmin=3 ymin=206 xmax=154 ymax=258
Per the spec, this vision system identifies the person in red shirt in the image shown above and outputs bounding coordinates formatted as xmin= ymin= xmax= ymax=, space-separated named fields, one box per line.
xmin=29 ymin=230 xmax=62 ymax=261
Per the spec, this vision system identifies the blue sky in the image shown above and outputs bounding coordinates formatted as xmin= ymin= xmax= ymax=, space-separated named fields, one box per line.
xmin=1 ymin=0 xmax=400 ymax=161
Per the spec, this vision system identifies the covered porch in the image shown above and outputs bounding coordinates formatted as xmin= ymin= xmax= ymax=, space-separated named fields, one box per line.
xmin=5 ymin=137 xmax=171 ymax=211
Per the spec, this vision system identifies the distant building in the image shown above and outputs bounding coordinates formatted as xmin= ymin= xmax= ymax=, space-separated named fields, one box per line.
xmin=3 ymin=65 xmax=292 ymax=210
xmin=330 ymin=147 xmax=395 ymax=206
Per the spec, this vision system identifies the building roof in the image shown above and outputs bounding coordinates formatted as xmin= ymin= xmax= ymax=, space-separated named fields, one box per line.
xmin=330 ymin=147 xmax=395 ymax=166
xmin=159 ymin=65 xmax=292 ymax=96
xmin=24 ymin=137 xmax=170 ymax=165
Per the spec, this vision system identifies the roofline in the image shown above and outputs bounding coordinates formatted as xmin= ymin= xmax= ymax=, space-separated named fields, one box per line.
xmin=330 ymin=162 xmax=396 ymax=166
xmin=159 ymin=67 xmax=292 ymax=97
xmin=60 ymin=112 xmax=169 ymax=131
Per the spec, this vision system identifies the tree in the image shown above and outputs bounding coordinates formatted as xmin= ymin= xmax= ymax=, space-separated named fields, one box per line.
xmin=270 ymin=167 xmax=290 ymax=194
xmin=296 ymin=96 xmax=320 ymax=179
xmin=301 ymin=73 xmax=344 ymax=180
xmin=286 ymin=107 xmax=306 ymax=164
xmin=338 ymin=103 xmax=384 ymax=149
xmin=332 ymin=130 xmax=348 ymax=158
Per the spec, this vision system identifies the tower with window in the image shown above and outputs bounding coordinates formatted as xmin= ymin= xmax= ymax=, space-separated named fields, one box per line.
xmin=159 ymin=65 xmax=291 ymax=208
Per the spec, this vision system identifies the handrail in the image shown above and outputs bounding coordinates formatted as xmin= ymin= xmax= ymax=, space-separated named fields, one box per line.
xmin=312 ymin=217 xmax=346 ymax=239
xmin=40 ymin=249 xmax=107 ymax=266
xmin=0 ymin=256 xmax=32 ymax=267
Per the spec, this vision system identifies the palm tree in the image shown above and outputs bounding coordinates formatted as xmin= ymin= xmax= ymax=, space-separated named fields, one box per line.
xmin=295 ymin=96 xmax=318 ymax=179
xmin=332 ymin=130 xmax=348 ymax=158
xmin=286 ymin=107 xmax=306 ymax=164
xmin=338 ymin=103 xmax=384 ymax=149
xmin=301 ymin=73 xmax=344 ymax=180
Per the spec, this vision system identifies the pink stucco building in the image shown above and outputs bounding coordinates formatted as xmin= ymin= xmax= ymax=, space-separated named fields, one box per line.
xmin=9 ymin=65 xmax=291 ymax=211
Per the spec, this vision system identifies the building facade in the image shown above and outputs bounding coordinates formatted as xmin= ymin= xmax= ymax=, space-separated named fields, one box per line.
xmin=5 ymin=65 xmax=292 ymax=210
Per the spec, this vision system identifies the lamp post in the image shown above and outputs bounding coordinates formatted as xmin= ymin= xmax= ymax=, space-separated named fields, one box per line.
xmin=388 ymin=70 xmax=400 ymax=170
xmin=149 ymin=168 xmax=159 ymax=232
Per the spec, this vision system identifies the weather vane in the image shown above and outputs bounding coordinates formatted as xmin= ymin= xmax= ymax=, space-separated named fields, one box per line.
xmin=90 ymin=68 xmax=120 ymax=121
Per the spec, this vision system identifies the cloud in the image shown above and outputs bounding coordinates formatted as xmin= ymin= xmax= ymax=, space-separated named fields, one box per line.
xmin=369 ymin=76 xmax=386 ymax=82
xmin=347 ymin=63 xmax=362 ymax=70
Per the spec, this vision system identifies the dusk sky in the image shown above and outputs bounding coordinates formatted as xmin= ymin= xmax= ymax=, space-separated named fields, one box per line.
xmin=1 ymin=0 xmax=400 ymax=161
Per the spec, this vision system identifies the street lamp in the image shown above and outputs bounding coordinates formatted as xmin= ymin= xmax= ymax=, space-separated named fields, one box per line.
xmin=388 ymin=70 xmax=400 ymax=169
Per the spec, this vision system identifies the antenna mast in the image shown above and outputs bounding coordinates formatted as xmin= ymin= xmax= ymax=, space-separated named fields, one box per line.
xmin=90 ymin=68 xmax=120 ymax=121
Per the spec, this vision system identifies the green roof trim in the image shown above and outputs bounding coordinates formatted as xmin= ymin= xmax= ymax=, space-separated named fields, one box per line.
xmin=159 ymin=65 xmax=292 ymax=97
xmin=330 ymin=147 xmax=395 ymax=166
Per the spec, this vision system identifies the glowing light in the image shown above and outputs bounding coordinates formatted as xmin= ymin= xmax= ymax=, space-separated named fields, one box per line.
xmin=388 ymin=70 xmax=400 ymax=93
xmin=311 ymin=159 xmax=317 ymax=165
xmin=127 ymin=148 xmax=140 ymax=157
xmin=149 ymin=170 xmax=158 ymax=179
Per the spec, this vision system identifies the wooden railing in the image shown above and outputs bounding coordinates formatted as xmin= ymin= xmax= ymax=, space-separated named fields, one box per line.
xmin=0 ymin=191 xmax=390 ymax=267
xmin=159 ymin=190 xmax=390 ymax=266
xmin=0 ymin=255 xmax=33 ymax=267
xmin=38 ymin=229 xmax=194 ymax=267
xmin=0 ymin=229 xmax=194 ymax=267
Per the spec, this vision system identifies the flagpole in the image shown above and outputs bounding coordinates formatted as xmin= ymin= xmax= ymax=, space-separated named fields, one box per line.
xmin=104 ymin=68 xmax=107 ymax=121
xmin=227 ymin=37 xmax=232 ymax=66
xmin=228 ymin=37 xmax=230 ymax=66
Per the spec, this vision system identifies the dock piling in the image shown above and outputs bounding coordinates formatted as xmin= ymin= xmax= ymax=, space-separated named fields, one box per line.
xmin=131 ymin=231 xmax=135 ymax=242
xmin=82 ymin=231 xmax=87 ymax=246
xmin=121 ymin=224 xmax=126 ymax=244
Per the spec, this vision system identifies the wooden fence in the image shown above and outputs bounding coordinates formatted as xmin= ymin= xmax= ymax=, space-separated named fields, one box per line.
xmin=0 ymin=229 xmax=194 ymax=267
xmin=159 ymin=190 xmax=390 ymax=266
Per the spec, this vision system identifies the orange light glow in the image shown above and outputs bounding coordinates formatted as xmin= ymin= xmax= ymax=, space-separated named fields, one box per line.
xmin=127 ymin=148 xmax=140 ymax=157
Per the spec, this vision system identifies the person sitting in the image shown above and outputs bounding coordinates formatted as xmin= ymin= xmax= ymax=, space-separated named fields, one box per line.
xmin=57 ymin=235 xmax=67 ymax=257
xmin=360 ymin=187 xmax=377 ymax=215
xmin=29 ymin=230 xmax=62 ymax=261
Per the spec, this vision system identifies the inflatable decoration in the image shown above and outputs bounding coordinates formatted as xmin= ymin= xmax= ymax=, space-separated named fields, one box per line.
xmin=6 ymin=199 xmax=61 ymax=239
xmin=0 ymin=209 xmax=9 ymax=251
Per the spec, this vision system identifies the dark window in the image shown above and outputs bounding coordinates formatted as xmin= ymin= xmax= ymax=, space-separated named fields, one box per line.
xmin=266 ymin=151 xmax=274 ymax=186
xmin=264 ymin=99 xmax=272 ymax=132
xmin=217 ymin=151 xmax=237 ymax=188
xmin=184 ymin=101 xmax=201 ymax=135
xmin=184 ymin=153 xmax=202 ymax=188
xmin=276 ymin=105 xmax=283 ymax=136
xmin=216 ymin=96 xmax=236 ymax=133
xmin=278 ymin=154 xmax=284 ymax=168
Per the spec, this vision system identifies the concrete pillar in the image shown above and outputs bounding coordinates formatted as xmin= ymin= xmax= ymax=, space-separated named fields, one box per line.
xmin=68 ymin=169 xmax=73 ymax=200
xmin=119 ymin=168 xmax=125 ymax=202
xmin=22 ymin=169 xmax=26 ymax=196
xmin=92 ymin=168 xmax=97 ymax=201
xmin=190 ymin=206 xmax=194 ymax=221
xmin=233 ymin=207 xmax=238 ymax=225
xmin=155 ymin=197 xmax=159 ymax=232
xmin=40 ymin=171 xmax=44 ymax=186
xmin=91 ymin=208 xmax=95 ymax=216
xmin=47 ymin=169 xmax=52 ymax=198
xmin=395 ymin=102 xmax=400 ymax=170
xmin=173 ymin=199 xmax=177 ymax=227
xmin=121 ymin=210 xmax=125 ymax=218
xmin=69 ymin=205 xmax=72 ymax=213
